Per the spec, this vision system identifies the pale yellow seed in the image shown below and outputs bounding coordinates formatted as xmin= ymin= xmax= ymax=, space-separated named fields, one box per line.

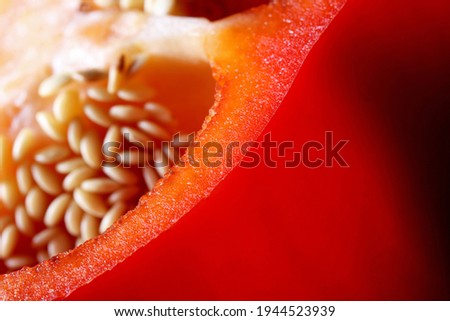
xmin=137 ymin=120 xmax=171 ymax=140
xmin=107 ymin=66 xmax=123 ymax=94
xmin=144 ymin=0 xmax=175 ymax=15
xmin=15 ymin=205 xmax=35 ymax=236
xmin=81 ymin=178 xmax=121 ymax=194
xmin=72 ymin=69 xmax=107 ymax=82
xmin=80 ymin=214 xmax=100 ymax=242
xmin=110 ymin=105 xmax=149 ymax=122
xmin=67 ymin=119 xmax=84 ymax=154
xmin=36 ymin=111 xmax=67 ymax=142
xmin=103 ymin=166 xmax=138 ymax=185
xmin=53 ymin=89 xmax=83 ymax=123
xmin=117 ymin=86 xmax=155 ymax=102
xmin=38 ymin=73 xmax=71 ymax=97
xmin=12 ymin=128 xmax=37 ymax=161
xmin=25 ymin=186 xmax=49 ymax=221
xmin=103 ymin=125 xmax=122 ymax=145
xmin=4 ymin=255 xmax=36 ymax=271
xmin=94 ymin=0 xmax=118 ymax=9
xmin=16 ymin=164 xmax=34 ymax=195
xmin=144 ymin=102 xmax=173 ymax=124
xmin=108 ymin=185 xmax=139 ymax=204
xmin=142 ymin=166 xmax=159 ymax=191
xmin=63 ymin=166 xmax=97 ymax=191
xmin=84 ymin=104 xmax=113 ymax=127
xmin=48 ymin=233 xmax=73 ymax=257
xmin=80 ymin=131 xmax=103 ymax=168
xmin=1 ymin=224 xmax=19 ymax=258
xmin=55 ymin=157 xmax=86 ymax=174
xmin=119 ymin=0 xmax=144 ymax=10
xmin=121 ymin=126 xmax=152 ymax=146
xmin=0 ymin=180 xmax=20 ymax=210
xmin=64 ymin=201 xmax=84 ymax=237
xmin=74 ymin=188 xmax=108 ymax=218
xmin=37 ymin=250 xmax=50 ymax=263
xmin=99 ymin=202 xmax=127 ymax=234
xmin=86 ymin=87 xmax=116 ymax=103
xmin=44 ymin=193 xmax=72 ymax=227
xmin=32 ymin=227 xmax=61 ymax=248
xmin=31 ymin=163 xmax=62 ymax=195
xmin=34 ymin=145 xmax=71 ymax=164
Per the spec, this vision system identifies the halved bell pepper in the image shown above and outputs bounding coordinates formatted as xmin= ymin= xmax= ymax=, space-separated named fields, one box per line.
xmin=0 ymin=0 xmax=345 ymax=300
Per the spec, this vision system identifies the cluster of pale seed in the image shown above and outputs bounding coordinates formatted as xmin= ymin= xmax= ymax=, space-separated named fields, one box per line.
xmin=0 ymin=53 xmax=177 ymax=272
xmin=92 ymin=0 xmax=176 ymax=15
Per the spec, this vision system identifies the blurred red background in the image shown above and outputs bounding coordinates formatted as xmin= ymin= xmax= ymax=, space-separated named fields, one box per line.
xmin=69 ymin=0 xmax=450 ymax=300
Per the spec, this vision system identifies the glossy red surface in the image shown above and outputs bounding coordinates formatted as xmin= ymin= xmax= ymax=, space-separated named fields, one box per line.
xmin=69 ymin=0 xmax=450 ymax=300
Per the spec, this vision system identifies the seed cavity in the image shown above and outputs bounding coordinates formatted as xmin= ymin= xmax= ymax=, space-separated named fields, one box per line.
xmin=0 ymin=51 xmax=178 ymax=272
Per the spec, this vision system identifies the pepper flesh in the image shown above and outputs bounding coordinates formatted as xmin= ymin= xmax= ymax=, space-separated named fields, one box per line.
xmin=0 ymin=0 xmax=345 ymax=300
